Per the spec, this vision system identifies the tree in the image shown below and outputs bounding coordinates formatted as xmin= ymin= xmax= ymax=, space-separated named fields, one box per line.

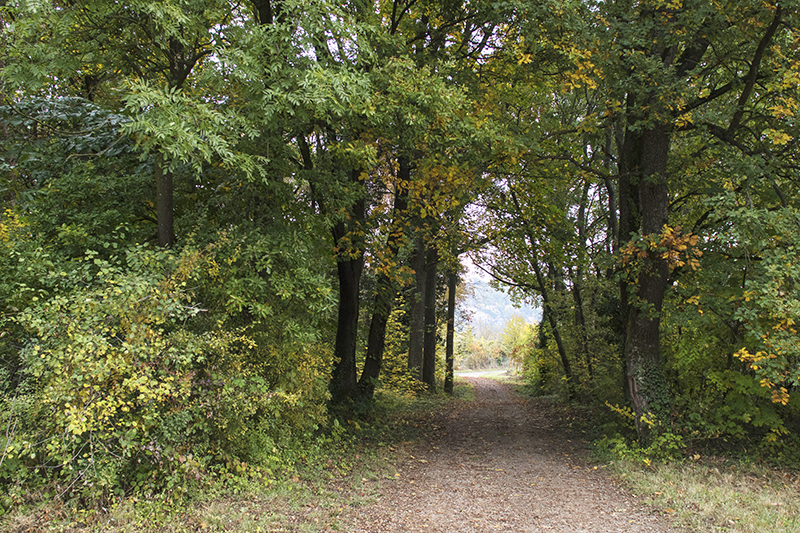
xmin=1 ymin=0 xmax=240 ymax=247
xmin=501 ymin=313 xmax=535 ymax=370
xmin=599 ymin=0 xmax=792 ymax=439
xmin=443 ymin=269 xmax=458 ymax=393
xmin=376 ymin=0 xmax=504 ymax=391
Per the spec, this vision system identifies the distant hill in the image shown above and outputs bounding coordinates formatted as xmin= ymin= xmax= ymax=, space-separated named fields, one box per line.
xmin=461 ymin=280 xmax=541 ymax=330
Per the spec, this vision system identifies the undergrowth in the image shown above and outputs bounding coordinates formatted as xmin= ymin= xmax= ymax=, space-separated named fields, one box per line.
xmin=0 ymin=381 xmax=471 ymax=533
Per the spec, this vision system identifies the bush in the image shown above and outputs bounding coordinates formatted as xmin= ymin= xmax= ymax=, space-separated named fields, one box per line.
xmin=377 ymin=301 xmax=428 ymax=395
xmin=593 ymin=431 xmax=686 ymax=466
xmin=0 ymin=242 xmax=333 ymax=503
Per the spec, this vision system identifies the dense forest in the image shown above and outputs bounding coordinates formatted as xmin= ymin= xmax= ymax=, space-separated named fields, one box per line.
xmin=1 ymin=0 xmax=799 ymax=504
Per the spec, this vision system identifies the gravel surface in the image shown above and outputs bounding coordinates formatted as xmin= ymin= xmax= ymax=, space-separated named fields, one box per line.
xmin=341 ymin=377 xmax=684 ymax=533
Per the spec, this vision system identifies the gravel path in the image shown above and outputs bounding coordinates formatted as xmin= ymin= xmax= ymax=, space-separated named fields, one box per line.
xmin=342 ymin=377 xmax=683 ymax=533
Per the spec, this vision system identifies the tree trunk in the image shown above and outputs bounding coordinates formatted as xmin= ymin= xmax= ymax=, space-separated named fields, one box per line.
xmin=155 ymin=152 xmax=175 ymax=248
xmin=614 ymin=4 xmax=782 ymax=441
xmin=623 ymin=123 xmax=671 ymax=441
xmin=616 ymin=97 xmax=643 ymax=403
xmin=603 ymin=127 xmax=619 ymax=254
xmin=329 ymin=185 xmax=366 ymax=404
xmin=444 ymin=269 xmax=457 ymax=394
xmin=507 ymin=187 xmax=576 ymax=399
xmin=251 ymin=0 xmax=283 ymax=25
xmin=329 ymin=241 xmax=364 ymax=404
xmin=573 ymin=181 xmax=592 ymax=379
xmin=358 ymin=272 xmax=391 ymax=399
xmin=422 ymin=245 xmax=438 ymax=391
xmin=571 ymin=272 xmax=592 ymax=380
xmin=531 ymin=257 xmax=575 ymax=400
xmin=407 ymin=235 xmax=426 ymax=379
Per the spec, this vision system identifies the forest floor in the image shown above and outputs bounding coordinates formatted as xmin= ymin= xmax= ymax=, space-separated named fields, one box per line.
xmin=334 ymin=377 xmax=683 ymax=533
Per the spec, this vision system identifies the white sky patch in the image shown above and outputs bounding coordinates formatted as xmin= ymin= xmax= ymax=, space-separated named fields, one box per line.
xmin=462 ymin=254 xmax=491 ymax=283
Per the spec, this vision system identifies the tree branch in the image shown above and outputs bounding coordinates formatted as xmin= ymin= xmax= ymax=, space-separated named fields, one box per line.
xmin=727 ymin=5 xmax=783 ymax=137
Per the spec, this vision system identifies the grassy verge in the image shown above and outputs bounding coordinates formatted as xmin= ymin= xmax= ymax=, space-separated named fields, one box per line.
xmin=605 ymin=457 xmax=800 ymax=532
xmin=0 ymin=382 xmax=473 ymax=533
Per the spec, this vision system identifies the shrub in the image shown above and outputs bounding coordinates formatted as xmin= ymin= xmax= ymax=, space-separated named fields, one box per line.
xmin=0 ymin=242 xmax=333 ymax=503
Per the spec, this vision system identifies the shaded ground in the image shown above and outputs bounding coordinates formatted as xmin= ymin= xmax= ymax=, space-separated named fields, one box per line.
xmin=340 ymin=377 xmax=682 ymax=533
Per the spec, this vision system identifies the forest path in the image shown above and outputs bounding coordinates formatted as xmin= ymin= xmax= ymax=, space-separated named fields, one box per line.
xmin=340 ymin=378 xmax=682 ymax=533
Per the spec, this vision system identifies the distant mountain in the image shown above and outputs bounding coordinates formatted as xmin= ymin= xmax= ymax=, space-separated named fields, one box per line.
xmin=461 ymin=280 xmax=541 ymax=330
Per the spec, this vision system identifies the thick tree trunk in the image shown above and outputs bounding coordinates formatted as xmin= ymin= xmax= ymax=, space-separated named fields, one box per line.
xmin=623 ymin=123 xmax=671 ymax=441
xmin=358 ymin=274 xmax=391 ymax=399
xmin=155 ymin=152 xmax=175 ymax=248
xmin=251 ymin=0 xmax=283 ymax=25
xmin=422 ymin=245 xmax=438 ymax=391
xmin=407 ymin=235 xmax=426 ymax=379
xmin=329 ymin=241 xmax=364 ymax=404
xmin=329 ymin=185 xmax=366 ymax=404
xmin=616 ymin=101 xmax=643 ymax=402
xmin=613 ymin=4 xmax=781 ymax=440
xmin=444 ymin=270 xmax=457 ymax=394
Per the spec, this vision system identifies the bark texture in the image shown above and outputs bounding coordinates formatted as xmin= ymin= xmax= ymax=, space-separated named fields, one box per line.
xmin=329 ymin=245 xmax=364 ymax=404
xmin=443 ymin=270 xmax=457 ymax=394
xmin=329 ymin=184 xmax=366 ymax=404
xmin=621 ymin=123 xmax=671 ymax=440
xmin=155 ymin=152 xmax=175 ymax=248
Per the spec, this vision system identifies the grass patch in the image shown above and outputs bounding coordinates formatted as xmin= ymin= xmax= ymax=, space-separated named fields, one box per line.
xmin=604 ymin=457 xmax=800 ymax=532
xmin=451 ymin=377 xmax=476 ymax=402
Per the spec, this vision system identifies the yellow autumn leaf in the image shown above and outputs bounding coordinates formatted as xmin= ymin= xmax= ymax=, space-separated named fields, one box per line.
xmin=765 ymin=129 xmax=792 ymax=145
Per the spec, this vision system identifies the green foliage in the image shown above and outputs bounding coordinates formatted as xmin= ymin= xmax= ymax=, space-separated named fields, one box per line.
xmin=523 ymin=341 xmax=578 ymax=399
xmin=454 ymin=324 xmax=508 ymax=371
xmin=121 ymin=81 xmax=267 ymax=178
xmin=3 ymin=247 xmax=200 ymax=497
xmin=182 ymin=225 xmax=336 ymax=346
xmin=2 ymin=0 xmax=799 ymax=511
xmin=724 ymin=203 xmax=800 ymax=408
xmin=652 ymin=182 xmax=800 ymax=445
xmin=377 ymin=300 xmax=428 ymax=395
xmin=661 ymin=300 xmax=789 ymax=444
xmin=594 ymin=431 xmax=687 ymax=465
xmin=0 ymin=241 xmax=334 ymax=502
xmin=597 ymin=402 xmax=687 ymax=464
xmin=501 ymin=313 xmax=536 ymax=372
xmin=0 ymin=97 xmax=153 ymax=252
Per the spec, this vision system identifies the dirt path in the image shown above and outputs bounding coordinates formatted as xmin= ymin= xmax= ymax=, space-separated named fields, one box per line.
xmin=342 ymin=378 xmax=682 ymax=533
